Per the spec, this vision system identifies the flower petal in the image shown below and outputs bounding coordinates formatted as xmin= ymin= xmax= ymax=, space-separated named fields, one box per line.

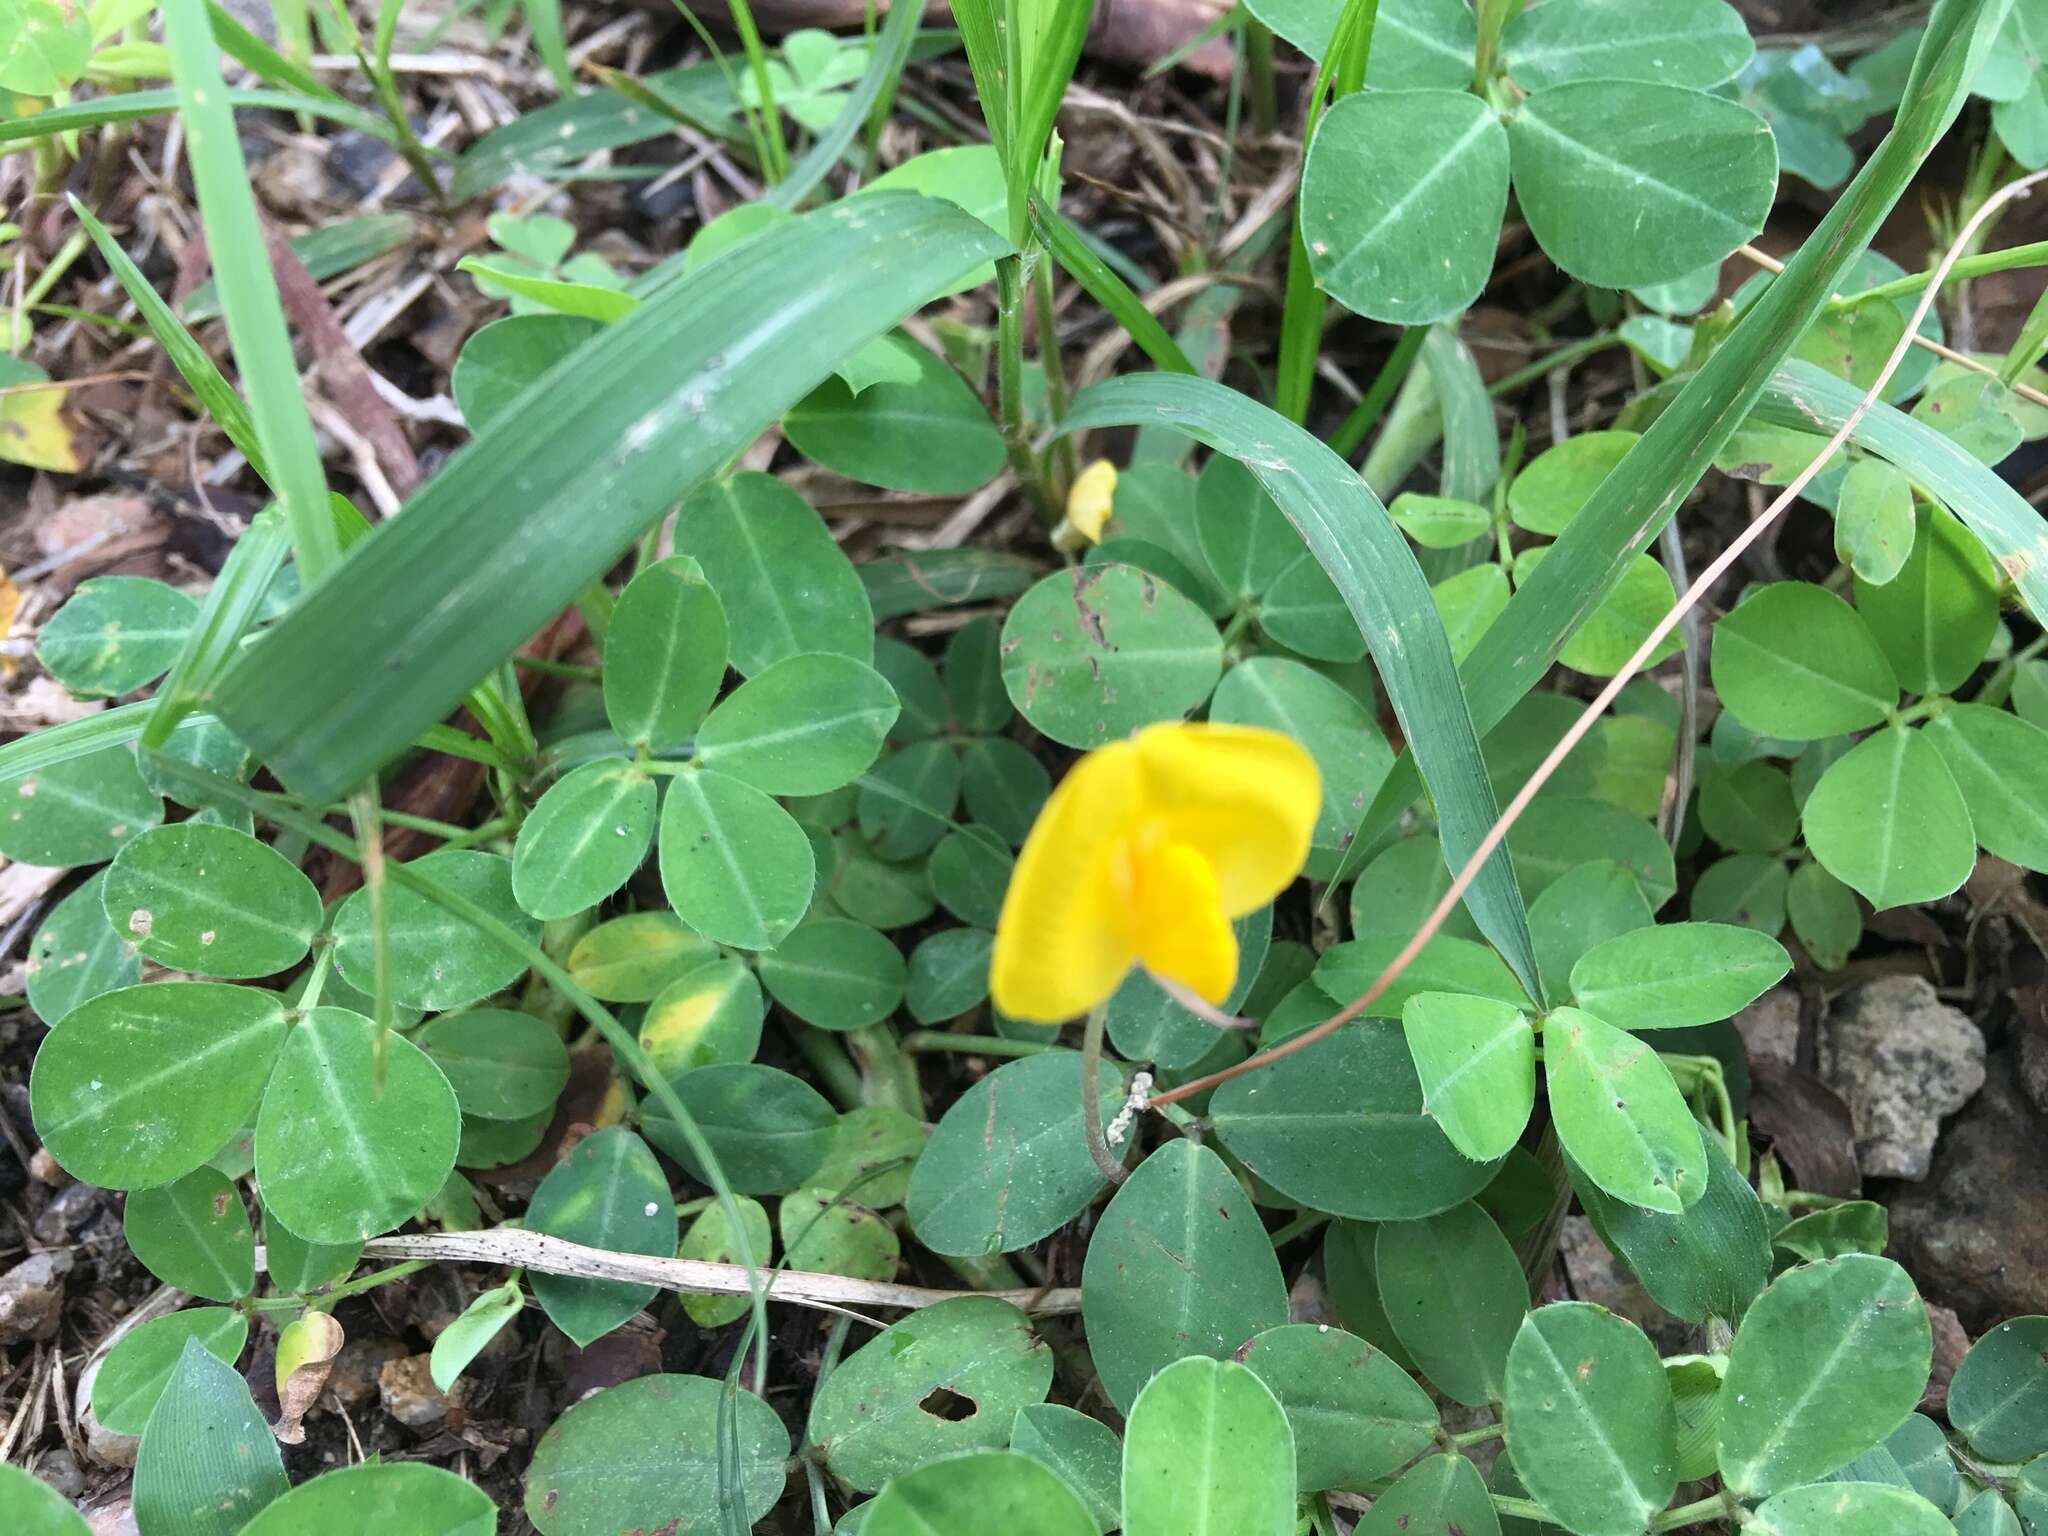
xmin=990 ymin=738 xmax=1140 ymax=1021
xmin=1134 ymin=722 xmax=1320 ymax=915
xmin=1131 ymin=840 xmax=1238 ymax=1005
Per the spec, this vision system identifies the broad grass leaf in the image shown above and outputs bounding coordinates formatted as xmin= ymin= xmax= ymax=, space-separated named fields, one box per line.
xmin=1569 ymin=921 xmax=1790 ymax=1030
xmin=672 ymin=472 xmax=872 ymax=677
xmin=30 ymin=981 xmax=287 ymax=1190
xmin=1400 ymin=993 xmax=1535 ymax=1161
xmin=1504 ymin=1303 xmax=1678 ymax=1536
xmin=35 ymin=576 xmax=198 ymax=698
xmin=241 ymin=1463 xmax=494 ymax=1536
xmin=255 ymin=1008 xmax=460 ymax=1245
xmin=905 ymin=927 xmax=994 ymax=1023
xmin=1509 ymin=81 xmax=1775 ymax=288
xmin=809 ymin=1296 xmax=1053 ymax=1491
xmin=864 ymin=1451 xmax=1095 ymax=1536
xmin=1526 ymin=859 xmax=1655 ymax=1001
xmin=642 ymin=1062 xmax=836 ymax=1194
xmin=657 ymin=767 xmax=815 ymax=949
xmin=758 ymin=917 xmax=906 ymax=1032
xmin=1082 ymin=1140 xmax=1287 ymax=1412
xmin=1507 ymin=431 xmax=1640 ymax=537
xmin=1123 ymin=1357 xmax=1294 ymax=1536
xmin=1210 ymin=1023 xmax=1501 ymax=1221
xmin=1854 ymin=505 xmax=2000 ymax=696
xmin=603 ymin=554 xmax=728 ymax=751
xmin=1544 ymin=1006 xmax=1707 ymax=1214
xmin=999 ymin=564 xmax=1223 ymax=748
xmin=1749 ymin=1482 xmax=1952 ymax=1536
xmin=1302 ymin=90 xmax=1510 ymax=326
xmin=90 ymin=1309 xmax=248 ymax=1435
xmin=122 ymin=1166 xmax=253 ymax=1301
xmin=1717 ymin=1254 xmax=1931 ymax=1497
xmin=1239 ymin=1324 xmax=1438 ymax=1491
xmin=1923 ymin=703 xmax=2048 ymax=871
xmin=906 ymin=1049 xmax=1124 ymax=1257
xmin=26 ymin=869 xmax=139 ymax=1026
xmin=1377 ymin=1203 xmax=1528 ymax=1407
xmin=1710 ymin=582 xmax=1896 ymax=740
xmin=638 ymin=958 xmax=765 ymax=1073
xmin=1502 ymin=0 xmax=1753 ymax=89
xmin=1356 ymin=1454 xmax=1500 ymax=1536
xmin=786 ymin=334 xmax=1006 ymax=494
xmin=524 ymin=1374 xmax=787 ymax=1535
xmin=1947 ymin=1316 xmax=2048 ymax=1462
xmin=332 ymin=849 xmax=538 ymax=1011
xmin=1801 ymin=726 xmax=1974 ymax=910
xmin=103 ymin=822 xmax=320 ymax=978
xmin=1699 ymin=761 xmax=1799 ymax=854
xmin=1569 ymin=1135 xmax=1772 ymax=1325
xmin=0 ymin=743 xmax=162 ymax=867
xmin=415 ymin=1008 xmax=571 ymax=1121
xmin=133 ymin=1339 xmax=286 ymax=1536
xmin=510 ymin=761 xmax=657 ymax=921
xmin=1010 ymin=1404 xmax=1124 ymax=1534
xmin=524 ymin=1127 xmax=676 ymax=1346
xmin=566 ymin=910 xmax=717 ymax=1001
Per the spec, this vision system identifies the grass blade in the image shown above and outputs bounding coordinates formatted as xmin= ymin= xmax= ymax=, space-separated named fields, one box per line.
xmin=1420 ymin=324 xmax=1499 ymax=501
xmin=0 ymin=88 xmax=392 ymax=147
xmin=143 ymin=511 xmax=292 ymax=747
xmin=1059 ymin=373 xmax=1540 ymax=996
xmin=763 ymin=0 xmax=924 ymax=210
xmin=1030 ymin=196 xmax=1196 ymax=375
xmin=161 ymin=0 xmax=339 ymax=584
xmin=211 ymin=195 xmax=1010 ymax=802
xmin=206 ymin=0 xmax=346 ymax=103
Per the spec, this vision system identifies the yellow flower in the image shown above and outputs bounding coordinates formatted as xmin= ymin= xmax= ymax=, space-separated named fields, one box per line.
xmin=991 ymin=722 xmax=1320 ymax=1023
xmin=1061 ymin=459 xmax=1118 ymax=546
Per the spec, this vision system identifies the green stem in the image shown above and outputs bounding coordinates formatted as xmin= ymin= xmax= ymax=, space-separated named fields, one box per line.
xmin=726 ymin=0 xmax=791 ymax=182
xmin=786 ymin=1019 xmax=866 ymax=1110
xmin=1266 ymin=1210 xmax=1330 ymax=1249
xmin=1243 ymin=17 xmax=1277 ymax=137
xmin=1034 ymin=253 xmax=1080 ymax=490
xmin=511 ymin=655 xmax=602 ymax=683
xmin=1650 ymin=1494 xmax=1740 ymax=1532
xmin=1327 ymin=325 xmax=1426 ymax=459
xmin=997 ymin=252 xmax=1059 ymax=522
xmin=1273 ymin=218 xmax=1327 ymax=426
xmin=246 ymin=1259 xmax=429 ymax=1310
xmin=900 ymin=1030 xmax=1065 ymax=1059
xmin=1973 ymin=632 xmax=2048 ymax=707
xmin=846 ymin=1022 xmax=922 ymax=1115
xmin=1487 ymin=332 xmax=1623 ymax=398
xmin=1491 ymin=1496 xmax=1556 ymax=1523
xmin=1452 ymin=1421 xmax=1504 ymax=1448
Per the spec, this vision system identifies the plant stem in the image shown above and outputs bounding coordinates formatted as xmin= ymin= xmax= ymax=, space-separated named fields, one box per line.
xmin=1079 ymin=1005 xmax=1128 ymax=1185
xmin=1243 ymin=18 xmax=1277 ymax=137
xmin=1828 ymin=239 xmax=2048 ymax=311
xmin=1266 ymin=1210 xmax=1330 ymax=1249
xmin=1491 ymin=1495 xmax=1556 ymax=1523
xmin=1328 ymin=325 xmax=1426 ymax=458
xmin=846 ymin=1023 xmax=922 ymax=1115
xmin=786 ymin=1019 xmax=866 ymax=1109
xmin=1034 ymin=254 xmax=1081 ymax=490
xmin=1487 ymin=332 xmax=1623 ymax=398
xmin=901 ymin=1030 xmax=1064 ymax=1059
xmin=997 ymin=252 xmax=1059 ymax=522
xmin=1452 ymin=1421 xmax=1505 ymax=1448
xmin=246 ymin=1259 xmax=429 ymax=1310
xmin=1651 ymin=1494 xmax=1740 ymax=1532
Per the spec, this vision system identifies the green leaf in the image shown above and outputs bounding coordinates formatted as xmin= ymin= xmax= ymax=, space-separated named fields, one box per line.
xmin=944 ymin=614 xmax=1015 ymax=733
xmin=1503 ymin=1303 xmax=1679 ymax=1536
xmin=239 ymin=1463 xmax=495 ymax=1536
xmin=1786 ymin=861 xmax=1860 ymax=969
xmin=639 ymin=958 xmax=765 ymax=1073
xmin=1925 ymin=703 xmax=2048 ymax=871
xmin=524 ymin=1374 xmax=788 ymax=1535
xmin=256 ymin=1008 xmax=460 ymax=1244
xmin=1210 ymin=657 xmax=1393 ymax=879
xmin=786 ymin=334 xmax=1006 ymax=493
xmin=1772 ymin=1201 xmax=1889 ymax=1264
xmin=1390 ymin=493 xmax=1493 ymax=550
xmin=1953 ymin=1490 xmax=2024 ymax=1536
xmin=458 ymin=257 xmax=637 ymax=322
xmin=1528 ymin=859 xmax=1656 ymax=1000
xmin=31 ymin=981 xmax=286 ymax=1189
xmin=758 ymin=917 xmax=906 ymax=1031
xmin=123 ymin=1166 xmax=253 ymax=1301
xmin=1948 ymin=1316 xmax=2048 ymax=1462
xmin=810 ymin=1295 xmax=1054 ymax=1491
xmin=429 ymin=1280 xmax=523 ymax=1392
xmin=1854 ymin=505 xmax=2001 ymax=696
xmin=1506 ymin=798 xmax=1677 ymax=909
xmin=1102 ymin=906 xmax=1268 ymax=1070
xmin=1400 ymin=992 xmax=1535 ymax=1162
xmin=1511 ymin=548 xmax=1682 ymax=678
xmin=781 ymin=1185 xmax=900 ymax=1281
xmin=102 ymin=822 xmax=319 ymax=978
xmin=1315 ymin=934 xmax=1535 ymax=1020
xmin=1569 ymin=921 xmax=1790 ymax=1030
xmin=36 ymin=576 xmax=198 ymax=698
xmin=1569 ymin=1134 xmax=1772 ymax=1325
xmin=1239 ymin=1323 xmax=1439 ymax=1492
xmin=1700 ymin=760 xmax=1799 ymax=854
xmin=1544 ymin=1005 xmax=1707 ymax=1214
xmin=1351 ymin=831 xmax=1484 ymax=946
xmin=1081 ymin=1139 xmax=1287 ymax=1413
xmin=811 ymin=1104 xmax=924 ymax=1209
xmin=928 ymin=826 xmax=1013 ymax=928
xmin=643 ymin=1062 xmax=836 ymax=1194
xmin=524 ymin=1127 xmax=677 ymax=1346
xmin=858 ymin=741 xmax=963 ymax=859
xmin=567 ymin=910 xmax=717 ymax=1002
xmin=449 ymin=315 xmax=602 ymax=433
xmin=1751 ymin=1484 xmax=1952 ymax=1536
xmin=1509 ymin=80 xmax=1775 ymax=288
xmin=415 ymin=1008 xmax=571 ymax=1121
xmin=1378 ymin=1202 xmax=1529 ymax=1407
xmin=511 ymin=761 xmax=657 ymax=921
xmin=1801 ymin=725 xmax=1975 ymax=910
xmin=1431 ymin=563 xmax=1510 ymax=666
xmin=875 ymin=636 xmax=949 ymax=742
xmin=91 ymin=1308 xmax=248 ymax=1436
xmin=0 ymin=0 xmax=89 ymax=93
xmin=1123 ymin=1357 xmax=1295 ymax=1536
xmin=333 ymin=850 xmax=538 ymax=1010
xmin=863 ymin=1451 xmax=1097 ymax=1536
xmin=27 ymin=869 xmax=139 ymax=1026
xmin=261 ymin=1205 xmax=361 ymax=1293
xmin=1717 ymin=1254 xmax=1932 ymax=1498
xmin=1010 ymin=1404 xmax=1124 ymax=1534
xmin=1502 ymin=0 xmax=1754 ymax=89
xmin=1710 ymin=583 xmax=1897 ymax=740
xmin=658 ymin=768 xmax=815 ymax=949
xmin=213 ymin=197 xmax=1002 ymax=802
xmin=0 ymin=743 xmax=162 ymax=867
xmin=133 ymin=1338 xmax=286 ymax=1536
xmin=603 ymin=555 xmax=728 ymax=751
xmin=1692 ymin=852 xmax=1791 ymax=934
xmin=1302 ymin=89 xmax=1510 ymax=326
xmin=906 ymin=1050 xmax=1124 ymax=1257
xmin=1356 ymin=1454 xmax=1500 ymax=1536
xmin=905 ymin=927 xmax=993 ymax=1023
xmin=696 ymin=653 xmax=899 ymax=795
xmin=999 ymin=564 xmax=1223 ymax=748
xmin=1508 ymin=432 xmax=1641 ymax=537
xmin=961 ymin=736 xmax=1050 ymax=846
xmin=827 ymin=830 xmax=936 ymax=929
xmin=1060 ymin=374 xmax=1539 ymax=996
xmin=677 ymin=1197 xmax=770 ymax=1328
xmin=1211 ymin=1022 xmax=1501 ymax=1220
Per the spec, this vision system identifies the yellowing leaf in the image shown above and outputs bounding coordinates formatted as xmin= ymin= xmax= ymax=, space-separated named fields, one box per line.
xmin=0 ymin=382 xmax=82 ymax=472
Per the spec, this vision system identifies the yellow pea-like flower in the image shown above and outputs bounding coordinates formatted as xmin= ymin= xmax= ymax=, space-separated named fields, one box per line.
xmin=990 ymin=722 xmax=1320 ymax=1023
xmin=1060 ymin=459 xmax=1118 ymax=546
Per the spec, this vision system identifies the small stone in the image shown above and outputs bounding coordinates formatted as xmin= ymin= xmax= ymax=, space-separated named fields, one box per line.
xmin=1816 ymin=975 xmax=1985 ymax=1180
xmin=28 ymin=1147 xmax=69 ymax=1187
xmin=83 ymin=1495 xmax=140 ymax=1536
xmin=33 ymin=1181 xmax=102 ymax=1243
xmin=36 ymin=1447 xmax=84 ymax=1498
xmin=325 ymin=1334 xmax=407 ymax=1408
xmin=1735 ymin=987 xmax=1801 ymax=1069
xmin=1919 ymin=1302 xmax=1970 ymax=1415
xmin=1558 ymin=1217 xmax=1691 ymax=1354
xmin=84 ymin=1411 xmax=140 ymax=1468
xmin=0 ymin=1250 xmax=74 ymax=1342
xmin=2016 ymin=993 xmax=2048 ymax=1120
xmin=378 ymin=1352 xmax=464 ymax=1429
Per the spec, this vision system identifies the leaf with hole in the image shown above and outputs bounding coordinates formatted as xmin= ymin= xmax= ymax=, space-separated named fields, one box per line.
xmin=1544 ymin=1005 xmax=1707 ymax=1213
xmin=122 ymin=1166 xmax=253 ymax=1301
xmin=91 ymin=1308 xmax=248 ymax=1436
xmin=102 ymin=821 xmax=319 ymax=979
xmin=36 ymin=576 xmax=199 ymax=698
